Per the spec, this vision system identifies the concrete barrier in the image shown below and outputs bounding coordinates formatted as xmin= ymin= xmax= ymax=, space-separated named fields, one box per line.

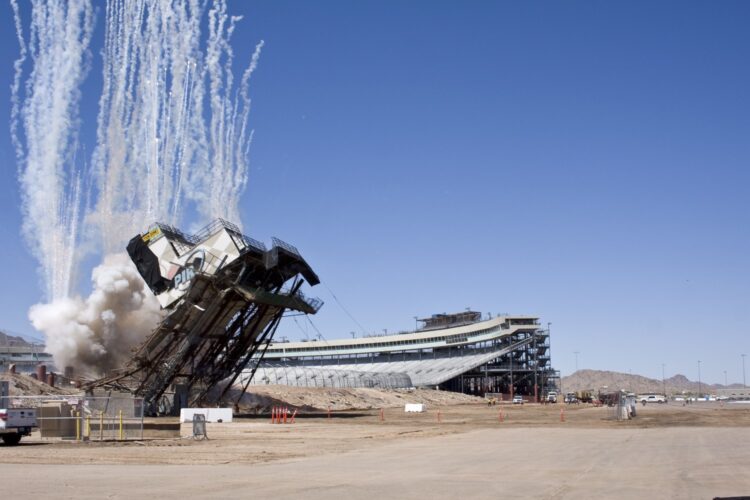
xmin=179 ymin=408 xmax=233 ymax=423
xmin=404 ymin=404 xmax=424 ymax=413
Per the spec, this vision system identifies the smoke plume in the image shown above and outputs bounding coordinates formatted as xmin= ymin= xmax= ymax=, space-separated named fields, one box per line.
xmin=13 ymin=0 xmax=263 ymax=374
xmin=29 ymin=254 xmax=162 ymax=376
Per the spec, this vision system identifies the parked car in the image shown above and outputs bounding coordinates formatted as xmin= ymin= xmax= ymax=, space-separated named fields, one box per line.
xmin=512 ymin=395 xmax=524 ymax=404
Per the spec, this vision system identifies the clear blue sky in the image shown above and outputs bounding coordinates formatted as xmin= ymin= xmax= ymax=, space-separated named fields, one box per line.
xmin=1 ymin=1 xmax=748 ymax=384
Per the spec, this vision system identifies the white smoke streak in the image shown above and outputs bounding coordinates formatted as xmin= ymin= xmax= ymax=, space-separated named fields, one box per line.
xmin=91 ymin=0 xmax=204 ymax=252
xmin=29 ymin=254 xmax=163 ymax=376
xmin=13 ymin=0 xmax=263 ymax=373
xmin=10 ymin=0 xmax=27 ymax=163
xmin=188 ymin=8 xmax=264 ymax=225
xmin=12 ymin=0 xmax=94 ymax=301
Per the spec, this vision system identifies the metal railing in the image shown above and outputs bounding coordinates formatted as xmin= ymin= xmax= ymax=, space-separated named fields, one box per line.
xmin=271 ymin=237 xmax=301 ymax=257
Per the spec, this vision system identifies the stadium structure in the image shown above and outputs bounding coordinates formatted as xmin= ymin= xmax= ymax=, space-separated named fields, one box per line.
xmin=0 ymin=331 xmax=52 ymax=374
xmin=244 ymin=311 xmax=559 ymax=401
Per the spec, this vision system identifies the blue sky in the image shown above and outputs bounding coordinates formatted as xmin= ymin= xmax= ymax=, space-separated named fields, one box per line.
xmin=1 ymin=1 xmax=748 ymax=384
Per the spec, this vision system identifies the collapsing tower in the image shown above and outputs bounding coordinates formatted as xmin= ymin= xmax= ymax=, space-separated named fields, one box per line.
xmin=87 ymin=219 xmax=321 ymax=414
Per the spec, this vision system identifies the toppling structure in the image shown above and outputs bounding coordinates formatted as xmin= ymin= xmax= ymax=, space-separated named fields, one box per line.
xmin=87 ymin=219 xmax=321 ymax=414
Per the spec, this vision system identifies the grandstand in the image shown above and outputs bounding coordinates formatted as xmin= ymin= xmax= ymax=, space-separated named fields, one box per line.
xmin=244 ymin=311 xmax=558 ymax=400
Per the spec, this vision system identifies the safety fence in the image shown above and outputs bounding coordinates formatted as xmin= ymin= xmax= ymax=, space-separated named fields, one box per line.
xmin=7 ymin=395 xmax=144 ymax=441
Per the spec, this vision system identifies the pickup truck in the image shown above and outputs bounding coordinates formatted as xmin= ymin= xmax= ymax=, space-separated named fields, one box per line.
xmin=0 ymin=408 xmax=37 ymax=445
xmin=638 ymin=394 xmax=666 ymax=404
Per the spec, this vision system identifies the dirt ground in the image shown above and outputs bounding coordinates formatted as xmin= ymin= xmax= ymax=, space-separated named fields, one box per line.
xmin=2 ymin=400 xmax=749 ymax=466
xmin=2 ymin=399 xmax=750 ymax=499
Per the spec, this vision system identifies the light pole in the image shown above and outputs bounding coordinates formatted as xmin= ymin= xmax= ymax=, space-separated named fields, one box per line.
xmin=574 ymin=351 xmax=579 ymax=373
xmin=533 ymin=330 xmax=538 ymax=402
xmin=661 ymin=363 xmax=666 ymax=397
xmin=743 ymin=354 xmax=747 ymax=388
xmin=724 ymin=370 xmax=727 ymax=387
xmin=547 ymin=322 xmax=553 ymax=391
xmin=697 ymin=360 xmax=702 ymax=400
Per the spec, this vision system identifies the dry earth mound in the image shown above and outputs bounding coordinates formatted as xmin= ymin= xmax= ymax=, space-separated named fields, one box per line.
xmin=235 ymin=385 xmax=483 ymax=412
xmin=0 ymin=372 xmax=79 ymax=397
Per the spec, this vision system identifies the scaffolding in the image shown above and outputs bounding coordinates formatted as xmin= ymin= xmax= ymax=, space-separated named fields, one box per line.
xmin=440 ymin=327 xmax=558 ymax=400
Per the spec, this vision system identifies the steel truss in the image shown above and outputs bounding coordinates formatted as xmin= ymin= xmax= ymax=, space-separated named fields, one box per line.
xmin=86 ymin=239 xmax=321 ymax=415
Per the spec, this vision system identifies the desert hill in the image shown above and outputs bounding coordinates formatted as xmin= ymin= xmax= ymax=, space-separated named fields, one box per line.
xmin=561 ymin=369 xmax=742 ymax=395
xmin=0 ymin=331 xmax=34 ymax=347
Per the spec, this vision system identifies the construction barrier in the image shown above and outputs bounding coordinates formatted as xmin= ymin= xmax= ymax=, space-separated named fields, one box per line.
xmin=8 ymin=395 xmax=144 ymax=441
xmin=179 ymin=408 xmax=232 ymax=423
xmin=270 ymin=406 xmax=298 ymax=424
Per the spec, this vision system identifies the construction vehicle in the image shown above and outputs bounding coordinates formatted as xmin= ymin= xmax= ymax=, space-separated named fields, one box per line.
xmin=576 ymin=390 xmax=594 ymax=403
xmin=564 ymin=392 xmax=578 ymax=404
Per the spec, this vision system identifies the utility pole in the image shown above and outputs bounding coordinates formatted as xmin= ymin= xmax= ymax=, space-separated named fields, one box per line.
xmin=743 ymin=354 xmax=747 ymax=388
xmin=724 ymin=370 xmax=727 ymax=387
xmin=574 ymin=351 xmax=580 ymax=373
xmin=697 ymin=360 xmax=702 ymax=400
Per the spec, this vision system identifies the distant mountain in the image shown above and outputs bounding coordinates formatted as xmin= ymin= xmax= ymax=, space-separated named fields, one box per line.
xmin=0 ymin=331 xmax=32 ymax=347
xmin=561 ymin=369 xmax=741 ymax=395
